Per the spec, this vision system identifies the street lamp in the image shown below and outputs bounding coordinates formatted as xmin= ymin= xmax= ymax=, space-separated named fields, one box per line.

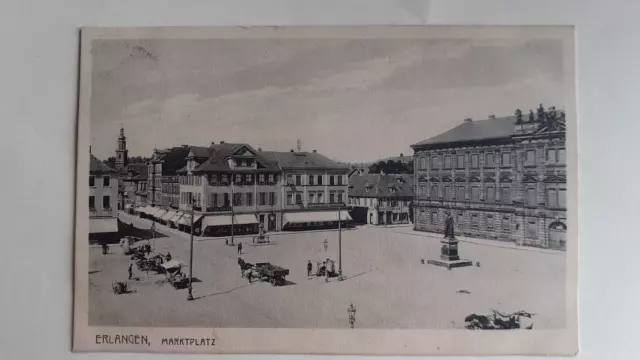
xmin=187 ymin=199 xmax=195 ymax=301
xmin=338 ymin=202 xmax=346 ymax=281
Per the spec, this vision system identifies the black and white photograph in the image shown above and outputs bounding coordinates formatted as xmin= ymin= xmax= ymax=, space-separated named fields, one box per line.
xmin=74 ymin=26 xmax=578 ymax=355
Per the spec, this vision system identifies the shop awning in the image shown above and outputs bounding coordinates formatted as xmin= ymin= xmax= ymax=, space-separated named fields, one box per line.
xmin=89 ymin=218 xmax=118 ymax=234
xmin=234 ymin=214 xmax=259 ymax=225
xmin=202 ymin=215 xmax=234 ymax=228
xmin=148 ymin=207 xmax=163 ymax=217
xmin=153 ymin=209 xmax=168 ymax=218
xmin=161 ymin=210 xmax=177 ymax=222
xmin=178 ymin=213 xmax=203 ymax=225
xmin=283 ymin=210 xmax=352 ymax=225
xmin=169 ymin=212 xmax=184 ymax=223
xmin=134 ymin=206 xmax=145 ymax=213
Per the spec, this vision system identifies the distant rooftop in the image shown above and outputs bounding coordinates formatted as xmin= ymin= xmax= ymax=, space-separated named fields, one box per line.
xmin=261 ymin=150 xmax=349 ymax=171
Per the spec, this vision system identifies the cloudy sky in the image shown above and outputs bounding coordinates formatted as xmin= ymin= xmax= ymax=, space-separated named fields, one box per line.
xmin=89 ymin=37 xmax=565 ymax=162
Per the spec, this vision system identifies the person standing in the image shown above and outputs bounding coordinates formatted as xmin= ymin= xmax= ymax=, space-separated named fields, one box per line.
xmin=307 ymin=260 xmax=312 ymax=277
xmin=323 ymin=238 xmax=328 ymax=252
xmin=128 ymin=263 xmax=133 ymax=280
xmin=237 ymin=241 xmax=243 ymax=254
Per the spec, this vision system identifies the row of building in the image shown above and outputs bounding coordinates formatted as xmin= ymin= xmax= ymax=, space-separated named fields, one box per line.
xmin=89 ymin=104 xmax=566 ymax=250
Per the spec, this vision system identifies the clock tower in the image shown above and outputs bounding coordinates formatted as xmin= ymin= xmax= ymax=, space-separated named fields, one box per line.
xmin=115 ymin=126 xmax=128 ymax=170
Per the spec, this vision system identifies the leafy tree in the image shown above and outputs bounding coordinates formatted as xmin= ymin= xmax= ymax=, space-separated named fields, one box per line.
xmin=103 ymin=156 xmax=116 ymax=169
xmin=368 ymin=159 xmax=413 ymax=174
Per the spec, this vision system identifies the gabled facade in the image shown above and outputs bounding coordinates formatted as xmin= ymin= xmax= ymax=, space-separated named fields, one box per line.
xmin=89 ymin=153 xmax=119 ymax=243
xmin=348 ymin=173 xmax=414 ymax=225
xmin=411 ymin=105 xmax=567 ymax=250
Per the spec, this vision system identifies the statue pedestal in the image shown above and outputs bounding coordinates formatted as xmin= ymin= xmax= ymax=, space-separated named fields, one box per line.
xmin=428 ymin=237 xmax=472 ymax=269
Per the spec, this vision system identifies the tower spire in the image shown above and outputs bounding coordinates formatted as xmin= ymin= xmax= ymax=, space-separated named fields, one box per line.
xmin=115 ymin=125 xmax=128 ymax=170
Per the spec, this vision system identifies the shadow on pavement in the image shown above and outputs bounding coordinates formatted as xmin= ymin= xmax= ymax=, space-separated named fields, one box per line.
xmin=343 ymin=268 xmax=379 ymax=281
xmin=193 ymin=283 xmax=255 ymax=300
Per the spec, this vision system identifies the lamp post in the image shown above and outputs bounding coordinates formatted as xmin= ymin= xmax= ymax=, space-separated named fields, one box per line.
xmin=338 ymin=202 xmax=346 ymax=281
xmin=348 ymin=303 xmax=356 ymax=329
xmin=230 ymin=174 xmax=235 ymax=246
xmin=187 ymin=200 xmax=195 ymax=301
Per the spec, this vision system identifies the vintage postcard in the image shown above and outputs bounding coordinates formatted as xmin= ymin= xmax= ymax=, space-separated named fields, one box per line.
xmin=74 ymin=26 xmax=578 ymax=355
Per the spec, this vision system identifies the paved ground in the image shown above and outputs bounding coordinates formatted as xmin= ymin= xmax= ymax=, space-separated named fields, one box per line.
xmin=88 ymin=212 xmax=567 ymax=329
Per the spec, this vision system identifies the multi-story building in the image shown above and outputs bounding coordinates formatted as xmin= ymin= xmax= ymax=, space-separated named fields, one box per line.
xmin=178 ymin=142 xmax=281 ymax=236
xmin=89 ymin=153 xmax=119 ymax=244
xmin=411 ymin=105 xmax=567 ymax=250
xmin=261 ymin=150 xmax=351 ymax=231
xmin=119 ymin=163 xmax=147 ymax=213
xmin=147 ymin=146 xmax=191 ymax=207
xmin=348 ymin=173 xmax=414 ymax=225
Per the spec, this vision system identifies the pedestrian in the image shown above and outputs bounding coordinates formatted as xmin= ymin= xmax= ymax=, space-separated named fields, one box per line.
xmin=324 ymin=238 xmax=328 ymax=252
xmin=307 ymin=260 xmax=312 ymax=277
xmin=237 ymin=241 xmax=243 ymax=254
xmin=128 ymin=263 xmax=133 ymax=280
xmin=166 ymin=252 xmax=172 ymax=262
xmin=247 ymin=270 xmax=253 ymax=283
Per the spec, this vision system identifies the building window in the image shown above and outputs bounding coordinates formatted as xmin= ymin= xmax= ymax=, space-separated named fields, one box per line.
xmin=329 ymin=176 xmax=335 ymax=186
xmin=338 ymin=175 xmax=344 ymax=185
xmin=223 ymin=193 xmax=230 ymax=207
xmin=309 ymin=175 xmax=314 ymax=186
xmin=486 ymin=215 xmax=494 ymax=230
xmin=233 ymin=193 xmax=242 ymax=206
xmin=102 ymin=195 xmax=110 ymax=210
xmin=295 ymin=175 xmax=302 ymax=185
xmin=430 ymin=212 xmax=437 ymax=225
xmin=89 ymin=176 xmax=95 ymax=187
xmin=471 ymin=154 xmax=479 ymax=168
xmin=456 ymin=154 xmax=465 ymax=169
xmin=471 ymin=186 xmax=479 ymax=201
xmin=526 ymin=150 xmax=536 ymax=166
xmin=338 ymin=192 xmax=343 ymax=204
xmin=486 ymin=186 xmax=495 ymax=202
xmin=420 ymin=157 xmax=427 ymax=169
xmin=213 ymin=193 xmax=219 ymax=207
xmin=526 ymin=188 xmax=537 ymax=206
xmin=471 ymin=213 xmax=479 ymax=228
xmin=547 ymin=189 xmax=558 ymax=207
xmin=526 ymin=220 xmax=537 ymax=239
xmin=266 ymin=174 xmax=273 ymax=184
xmin=287 ymin=193 xmax=293 ymax=205
xmin=269 ymin=192 xmax=276 ymax=206
xmin=431 ymin=156 xmax=439 ymax=169
xmin=457 ymin=186 xmax=465 ymax=200
xmin=329 ymin=192 xmax=335 ymax=203
xmin=318 ymin=192 xmax=325 ymax=203
xmin=486 ymin=153 xmax=495 ymax=167
xmin=444 ymin=185 xmax=452 ymax=200
xmin=259 ymin=192 xmax=266 ymax=205
xmin=431 ymin=185 xmax=438 ymax=199
xmin=546 ymin=149 xmax=556 ymax=163
xmin=501 ymin=187 xmax=511 ymax=203
xmin=502 ymin=216 xmax=510 ymax=231
xmin=89 ymin=196 xmax=95 ymax=209
xmin=221 ymin=174 xmax=229 ymax=185
xmin=558 ymin=149 xmax=566 ymax=164
xmin=235 ymin=174 xmax=242 ymax=184
xmin=103 ymin=176 xmax=111 ymax=187
xmin=457 ymin=212 xmax=464 ymax=228
xmin=246 ymin=174 xmax=253 ymax=185
xmin=296 ymin=193 xmax=303 ymax=205
xmin=559 ymin=189 xmax=567 ymax=208
xmin=309 ymin=192 xmax=315 ymax=204
xmin=245 ymin=193 xmax=253 ymax=206
xmin=444 ymin=156 xmax=451 ymax=169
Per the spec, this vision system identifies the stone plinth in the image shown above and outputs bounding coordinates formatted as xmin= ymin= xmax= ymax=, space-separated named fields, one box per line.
xmin=428 ymin=237 xmax=472 ymax=269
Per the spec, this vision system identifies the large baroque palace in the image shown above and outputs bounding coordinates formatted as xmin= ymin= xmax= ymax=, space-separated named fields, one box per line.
xmin=411 ymin=105 xmax=567 ymax=250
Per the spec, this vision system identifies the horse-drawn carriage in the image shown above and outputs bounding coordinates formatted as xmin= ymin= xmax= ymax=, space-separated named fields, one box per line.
xmin=112 ymin=280 xmax=129 ymax=295
xmin=120 ymin=236 xmax=146 ymax=255
xmin=136 ymin=253 xmax=166 ymax=273
xmin=161 ymin=260 xmax=189 ymax=289
xmin=253 ymin=262 xmax=290 ymax=286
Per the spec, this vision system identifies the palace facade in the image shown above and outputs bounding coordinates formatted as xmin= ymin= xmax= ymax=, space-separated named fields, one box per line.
xmin=411 ymin=105 xmax=567 ymax=250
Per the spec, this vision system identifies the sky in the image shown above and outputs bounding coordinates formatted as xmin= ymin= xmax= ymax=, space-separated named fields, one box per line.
xmin=89 ymin=37 xmax=565 ymax=163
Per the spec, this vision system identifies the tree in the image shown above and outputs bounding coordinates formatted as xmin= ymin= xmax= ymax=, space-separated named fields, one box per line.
xmin=103 ymin=156 xmax=116 ymax=169
xmin=368 ymin=159 xmax=413 ymax=174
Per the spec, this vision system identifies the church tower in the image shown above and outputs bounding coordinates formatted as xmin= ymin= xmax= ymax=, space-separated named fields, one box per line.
xmin=115 ymin=126 xmax=128 ymax=170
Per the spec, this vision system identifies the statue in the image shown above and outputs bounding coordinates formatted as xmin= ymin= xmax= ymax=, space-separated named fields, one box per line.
xmin=514 ymin=109 xmax=523 ymax=124
xmin=528 ymin=110 xmax=534 ymax=123
xmin=444 ymin=211 xmax=455 ymax=239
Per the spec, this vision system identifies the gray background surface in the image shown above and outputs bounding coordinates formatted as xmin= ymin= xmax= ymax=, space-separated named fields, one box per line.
xmin=0 ymin=0 xmax=635 ymax=359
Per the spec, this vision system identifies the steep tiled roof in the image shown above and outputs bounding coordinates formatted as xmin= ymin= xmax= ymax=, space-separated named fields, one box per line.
xmin=193 ymin=143 xmax=280 ymax=173
xmin=261 ymin=151 xmax=349 ymax=171
xmin=412 ymin=115 xmax=516 ymax=148
xmin=189 ymin=146 xmax=214 ymax=160
xmin=152 ymin=146 xmax=190 ymax=175
xmin=89 ymin=154 xmax=116 ymax=174
xmin=349 ymin=174 xmax=414 ymax=198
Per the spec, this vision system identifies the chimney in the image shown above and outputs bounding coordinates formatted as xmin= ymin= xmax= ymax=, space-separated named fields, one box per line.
xmin=464 ymin=117 xmax=473 ymax=123
xmin=211 ymin=141 xmax=215 ymax=145
xmin=290 ymin=149 xmax=294 ymax=152
xmin=312 ymin=149 xmax=317 ymax=153
xmin=220 ymin=141 xmax=225 ymax=144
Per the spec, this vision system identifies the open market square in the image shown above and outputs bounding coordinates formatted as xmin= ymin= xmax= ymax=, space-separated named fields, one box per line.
xmin=88 ymin=212 xmax=566 ymax=329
